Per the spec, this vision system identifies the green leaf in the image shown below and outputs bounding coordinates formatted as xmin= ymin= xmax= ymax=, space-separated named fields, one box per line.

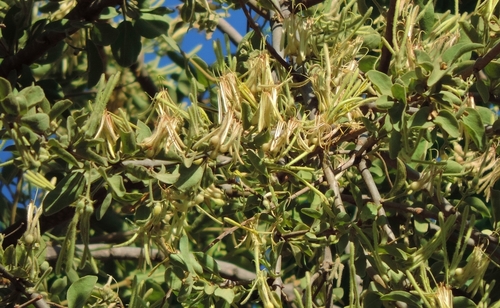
xmin=48 ymin=139 xmax=81 ymax=167
xmin=462 ymin=107 xmax=485 ymax=150
xmin=408 ymin=107 xmax=431 ymax=129
xmin=442 ymin=42 xmax=483 ymax=65
xmin=43 ymin=172 xmax=85 ymax=215
xmin=67 ymin=275 xmax=98 ymax=308
xmin=154 ymin=169 xmax=180 ymax=184
xmin=389 ymin=130 xmax=402 ymax=159
xmin=214 ymin=287 xmax=235 ymax=304
xmin=119 ymin=130 xmax=137 ymax=154
xmin=136 ymin=120 xmax=152 ymax=142
xmin=246 ymin=150 xmax=268 ymax=175
xmin=360 ymin=201 xmax=378 ymax=221
xmin=366 ymin=70 xmax=393 ymax=96
xmin=475 ymin=106 xmax=495 ymax=125
xmin=453 ymin=296 xmax=478 ymax=308
xmin=491 ymin=189 xmax=500 ymax=229
xmin=84 ymin=73 xmax=120 ymax=138
xmin=20 ymin=113 xmax=50 ymax=133
xmin=359 ymin=55 xmax=378 ymax=73
xmin=192 ymin=252 xmax=219 ymax=275
xmin=380 ymin=291 xmax=422 ymax=308
xmin=375 ymin=95 xmax=393 ymax=109
xmin=475 ymin=78 xmax=490 ymax=103
xmin=174 ymin=164 xmax=204 ymax=191
xmin=391 ymin=83 xmax=406 ymax=104
xmin=301 ymin=208 xmax=322 ymax=219
xmin=106 ymin=174 xmax=126 ymax=198
xmin=50 ymin=276 xmax=68 ymax=295
xmin=483 ymin=61 xmax=500 ymax=79
xmin=49 ymin=99 xmax=72 ymax=120
xmin=464 ymin=196 xmax=490 ymax=218
xmin=134 ymin=13 xmax=170 ymax=39
xmin=427 ymin=62 xmax=453 ymax=87
xmin=86 ymin=39 xmax=104 ymax=88
xmin=0 ymin=77 xmax=12 ymax=99
xmin=91 ymin=22 xmax=118 ymax=46
xmin=111 ymin=20 xmax=142 ymax=67
xmin=97 ymin=193 xmax=113 ymax=221
xmin=416 ymin=0 xmax=434 ymax=39
xmin=165 ymin=266 xmax=184 ymax=290
xmin=434 ymin=110 xmax=460 ymax=138
xmin=444 ymin=160 xmax=463 ymax=174
xmin=387 ymin=158 xmax=407 ymax=197
xmin=20 ymin=85 xmax=45 ymax=106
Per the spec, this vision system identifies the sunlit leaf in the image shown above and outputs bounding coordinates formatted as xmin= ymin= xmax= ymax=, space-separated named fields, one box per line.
xmin=67 ymin=275 xmax=98 ymax=308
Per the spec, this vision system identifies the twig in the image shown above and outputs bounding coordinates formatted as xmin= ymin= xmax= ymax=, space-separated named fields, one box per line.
xmin=204 ymin=217 xmax=255 ymax=251
xmin=45 ymin=244 xmax=258 ymax=281
xmin=130 ymin=57 xmax=158 ymax=99
xmin=272 ymin=254 xmax=284 ymax=302
xmin=321 ymin=152 xmax=346 ymax=213
xmin=377 ymin=0 xmax=397 ymax=74
xmin=461 ymin=40 xmax=500 ymax=77
xmin=238 ymin=0 xmax=295 ymax=75
xmin=358 ymin=158 xmax=396 ymax=242
xmin=0 ymin=264 xmax=50 ymax=308
xmin=340 ymin=193 xmax=439 ymax=220
xmin=247 ymin=0 xmax=269 ymax=19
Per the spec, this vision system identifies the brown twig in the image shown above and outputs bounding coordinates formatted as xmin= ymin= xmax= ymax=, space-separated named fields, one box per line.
xmin=0 ymin=264 xmax=50 ymax=308
xmin=377 ymin=0 xmax=397 ymax=74
xmin=238 ymin=0 xmax=296 ymax=76
xmin=461 ymin=40 xmax=500 ymax=77
xmin=130 ymin=58 xmax=158 ymax=99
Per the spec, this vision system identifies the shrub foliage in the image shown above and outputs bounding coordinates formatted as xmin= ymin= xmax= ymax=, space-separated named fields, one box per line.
xmin=1 ymin=0 xmax=500 ymax=307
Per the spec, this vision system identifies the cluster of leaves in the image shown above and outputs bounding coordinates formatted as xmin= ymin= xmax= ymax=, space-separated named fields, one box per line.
xmin=2 ymin=0 xmax=500 ymax=307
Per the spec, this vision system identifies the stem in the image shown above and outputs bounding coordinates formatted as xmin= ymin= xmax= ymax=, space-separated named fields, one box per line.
xmin=378 ymin=0 xmax=397 ymax=74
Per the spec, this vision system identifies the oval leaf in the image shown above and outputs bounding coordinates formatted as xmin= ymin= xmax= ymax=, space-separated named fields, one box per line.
xmin=111 ymin=21 xmax=142 ymax=67
xmin=367 ymin=70 xmax=393 ymax=96
xmin=67 ymin=275 xmax=98 ymax=308
xmin=434 ymin=110 xmax=460 ymax=138
xmin=43 ymin=172 xmax=85 ymax=215
xmin=134 ymin=13 xmax=170 ymax=39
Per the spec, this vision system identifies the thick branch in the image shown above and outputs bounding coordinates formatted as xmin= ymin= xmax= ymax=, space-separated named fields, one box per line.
xmin=217 ymin=18 xmax=243 ymax=46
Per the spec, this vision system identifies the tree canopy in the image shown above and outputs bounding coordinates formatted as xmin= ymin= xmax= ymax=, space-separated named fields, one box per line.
xmin=1 ymin=0 xmax=500 ymax=307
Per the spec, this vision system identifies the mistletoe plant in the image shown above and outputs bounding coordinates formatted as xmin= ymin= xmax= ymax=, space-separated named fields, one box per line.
xmin=1 ymin=0 xmax=500 ymax=307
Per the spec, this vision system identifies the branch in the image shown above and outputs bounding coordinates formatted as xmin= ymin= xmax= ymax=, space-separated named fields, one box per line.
xmin=0 ymin=264 xmax=50 ymax=308
xmin=377 ymin=0 xmax=397 ymax=74
xmin=45 ymin=244 xmax=258 ymax=282
xmin=130 ymin=57 xmax=158 ymax=99
xmin=238 ymin=0 xmax=297 ymax=78
xmin=0 ymin=0 xmax=121 ymax=78
xmin=461 ymin=40 xmax=500 ymax=77
xmin=321 ymin=152 xmax=346 ymax=213
xmin=217 ymin=18 xmax=243 ymax=46
xmin=358 ymin=158 xmax=396 ymax=242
